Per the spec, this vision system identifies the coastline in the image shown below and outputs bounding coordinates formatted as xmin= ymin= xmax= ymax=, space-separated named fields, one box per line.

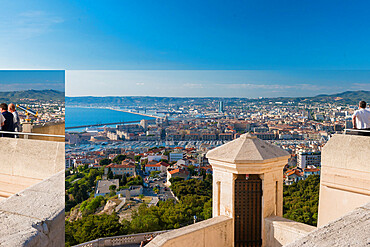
xmin=67 ymin=105 xmax=159 ymax=119
xmin=107 ymin=107 xmax=160 ymax=119
xmin=65 ymin=106 xmax=160 ymax=131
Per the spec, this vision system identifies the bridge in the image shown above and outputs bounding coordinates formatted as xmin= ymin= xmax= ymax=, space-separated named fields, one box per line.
xmin=65 ymin=120 xmax=141 ymax=130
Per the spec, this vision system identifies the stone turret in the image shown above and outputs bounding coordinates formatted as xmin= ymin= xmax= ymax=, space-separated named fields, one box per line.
xmin=206 ymin=133 xmax=290 ymax=247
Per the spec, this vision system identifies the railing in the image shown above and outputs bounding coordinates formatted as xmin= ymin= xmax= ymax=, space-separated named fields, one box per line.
xmin=0 ymin=130 xmax=65 ymax=138
xmin=343 ymin=128 xmax=370 ymax=135
xmin=73 ymin=230 xmax=171 ymax=247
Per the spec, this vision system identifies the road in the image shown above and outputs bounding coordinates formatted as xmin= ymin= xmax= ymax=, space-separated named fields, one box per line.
xmin=136 ymin=167 xmax=177 ymax=202
xmin=147 ymin=176 xmax=177 ymax=202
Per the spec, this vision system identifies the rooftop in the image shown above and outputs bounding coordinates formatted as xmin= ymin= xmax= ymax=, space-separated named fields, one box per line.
xmin=95 ymin=179 xmax=119 ymax=195
xmin=206 ymin=133 xmax=289 ymax=163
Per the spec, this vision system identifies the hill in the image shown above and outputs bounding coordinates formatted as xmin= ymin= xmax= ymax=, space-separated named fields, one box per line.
xmin=312 ymin=90 xmax=370 ymax=104
xmin=0 ymin=89 xmax=64 ymax=103
xmin=66 ymin=90 xmax=370 ymax=106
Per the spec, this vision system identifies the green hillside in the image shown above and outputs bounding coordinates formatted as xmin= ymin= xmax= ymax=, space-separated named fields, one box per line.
xmin=0 ymin=89 xmax=64 ymax=103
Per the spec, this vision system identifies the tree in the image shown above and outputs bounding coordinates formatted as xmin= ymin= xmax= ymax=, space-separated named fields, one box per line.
xmin=134 ymin=155 xmax=142 ymax=162
xmin=113 ymin=154 xmax=126 ymax=164
xmin=153 ymin=187 xmax=159 ymax=194
xmin=120 ymin=174 xmax=127 ymax=186
xmin=107 ymin=168 xmax=113 ymax=179
xmin=187 ymin=165 xmax=196 ymax=176
xmin=109 ymin=184 xmax=117 ymax=197
xmin=283 ymin=175 xmax=320 ymax=226
xmin=66 ymin=176 xmax=214 ymax=245
xmin=109 ymin=185 xmax=117 ymax=192
xmin=65 ymin=213 xmax=126 ymax=246
xmin=127 ymin=175 xmax=143 ymax=186
xmin=99 ymin=158 xmax=111 ymax=166
xmin=169 ymin=177 xmax=184 ymax=184
xmin=149 ymin=171 xmax=161 ymax=178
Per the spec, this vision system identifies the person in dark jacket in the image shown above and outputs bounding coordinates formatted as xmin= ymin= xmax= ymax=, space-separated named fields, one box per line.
xmin=0 ymin=103 xmax=15 ymax=138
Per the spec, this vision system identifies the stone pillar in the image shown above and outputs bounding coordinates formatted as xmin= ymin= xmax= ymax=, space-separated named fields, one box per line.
xmin=206 ymin=133 xmax=290 ymax=247
xmin=21 ymin=122 xmax=33 ymax=139
xmin=318 ymin=134 xmax=370 ymax=227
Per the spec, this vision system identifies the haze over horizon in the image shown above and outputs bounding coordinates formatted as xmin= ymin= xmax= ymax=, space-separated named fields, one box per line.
xmin=0 ymin=70 xmax=65 ymax=92
xmin=66 ymin=70 xmax=370 ymax=98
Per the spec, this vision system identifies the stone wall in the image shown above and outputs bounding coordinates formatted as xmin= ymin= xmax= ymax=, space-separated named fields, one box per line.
xmin=318 ymin=134 xmax=370 ymax=226
xmin=0 ymin=138 xmax=64 ymax=200
xmin=0 ymin=138 xmax=64 ymax=181
xmin=0 ymin=171 xmax=65 ymax=247
xmin=74 ymin=230 xmax=170 ymax=247
xmin=264 ymin=216 xmax=315 ymax=247
xmin=0 ymin=138 xmax=65 ymax=246
xmin=22 ymin=121 xmax=65 ymax=142
xmin=146 ymin=216 xmax=233 ymax=247
xmin=285 ymin=202 xmax=370 ymax=247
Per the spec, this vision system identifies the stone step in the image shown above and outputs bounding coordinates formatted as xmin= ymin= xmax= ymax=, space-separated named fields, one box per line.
xmin=0 ymin=195 xmax=8 ymax=201
xmin=0 ymin=181 xmax=29 ymax=195
xmin=0 ymin=190 xmax=13 ymax=198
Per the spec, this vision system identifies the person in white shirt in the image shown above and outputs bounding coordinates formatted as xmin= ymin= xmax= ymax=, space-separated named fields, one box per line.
xmin=8 ymin=103 xmax=21 ymax=132
xmin=352 ymin=101 xmax=370 ymax=130
xmin=0 ymin=113 xmax=4 ymax=130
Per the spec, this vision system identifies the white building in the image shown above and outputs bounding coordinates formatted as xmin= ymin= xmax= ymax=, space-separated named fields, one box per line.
xmin=297 ymin=152 xmax=321 ymax=169
xmin=169 ymin=152 xmax=184 ymax=162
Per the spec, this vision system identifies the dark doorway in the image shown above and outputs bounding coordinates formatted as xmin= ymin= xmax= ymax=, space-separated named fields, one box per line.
xmin=234 ymin=174 xmax=262 ymax=247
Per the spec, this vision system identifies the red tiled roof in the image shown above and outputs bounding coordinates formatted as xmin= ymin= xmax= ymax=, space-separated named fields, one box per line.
xmin=304 ymin=168 xmax=320 ymax=172
xmin=107 ymin=163 xmax=135 ymax=168
xmin=286 ymin=169 xmax=302 ymax=177
xmin=156 ymin=161 xmax=170 ymax=167
xmin=169 ymin=169 xmax=189 ymax=175
xmin=146 ymin=164 xmax=161 ymax=167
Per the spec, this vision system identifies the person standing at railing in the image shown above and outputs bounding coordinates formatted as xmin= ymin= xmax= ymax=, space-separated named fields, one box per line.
xmin=8 ymin=103 xmax=21 ymax=137
xmin=0 ymin=103 xmax=15 ymax=138
xmin=0 ymin=111 xmax=4 ymax=130
xmin=352 ymin=101 xmax=370 ymax=132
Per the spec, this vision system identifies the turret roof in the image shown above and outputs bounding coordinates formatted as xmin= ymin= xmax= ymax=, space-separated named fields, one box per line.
xmin=206 ymin=133 xmax=289 ymax=163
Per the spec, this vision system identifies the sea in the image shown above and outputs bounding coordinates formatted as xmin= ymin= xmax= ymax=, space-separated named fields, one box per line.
xmin=66 ymin=107 xmax=155 ymax=132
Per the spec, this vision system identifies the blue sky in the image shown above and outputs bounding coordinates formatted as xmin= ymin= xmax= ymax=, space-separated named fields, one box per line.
xmin=1 ymin=0 xmax=369 ymax=70
xmin=0 ymin=70 xmax=65 ymax=92
xmin=1 ymin=1 xmax=369 ymax=96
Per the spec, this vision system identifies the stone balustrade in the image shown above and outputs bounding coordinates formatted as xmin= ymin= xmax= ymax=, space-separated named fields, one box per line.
xmin=264 ymin=216 xmax=316 ymax=247
xmin=74 ymin=230 xmax=171 ymax=247
xmin=146 ymin=216 xmax=233 ymax=247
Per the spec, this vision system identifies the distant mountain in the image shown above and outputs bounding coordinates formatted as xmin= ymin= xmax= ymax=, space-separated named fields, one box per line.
xmin=250 ymin=90 xmax=370 ymax=105
xmin=66 ymin=90 xmax=370 ymax=106
xmin=312 ymin=91 xmax=370 ymax=104
xmin=0 ymin=89 xmax=64 ymax=103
